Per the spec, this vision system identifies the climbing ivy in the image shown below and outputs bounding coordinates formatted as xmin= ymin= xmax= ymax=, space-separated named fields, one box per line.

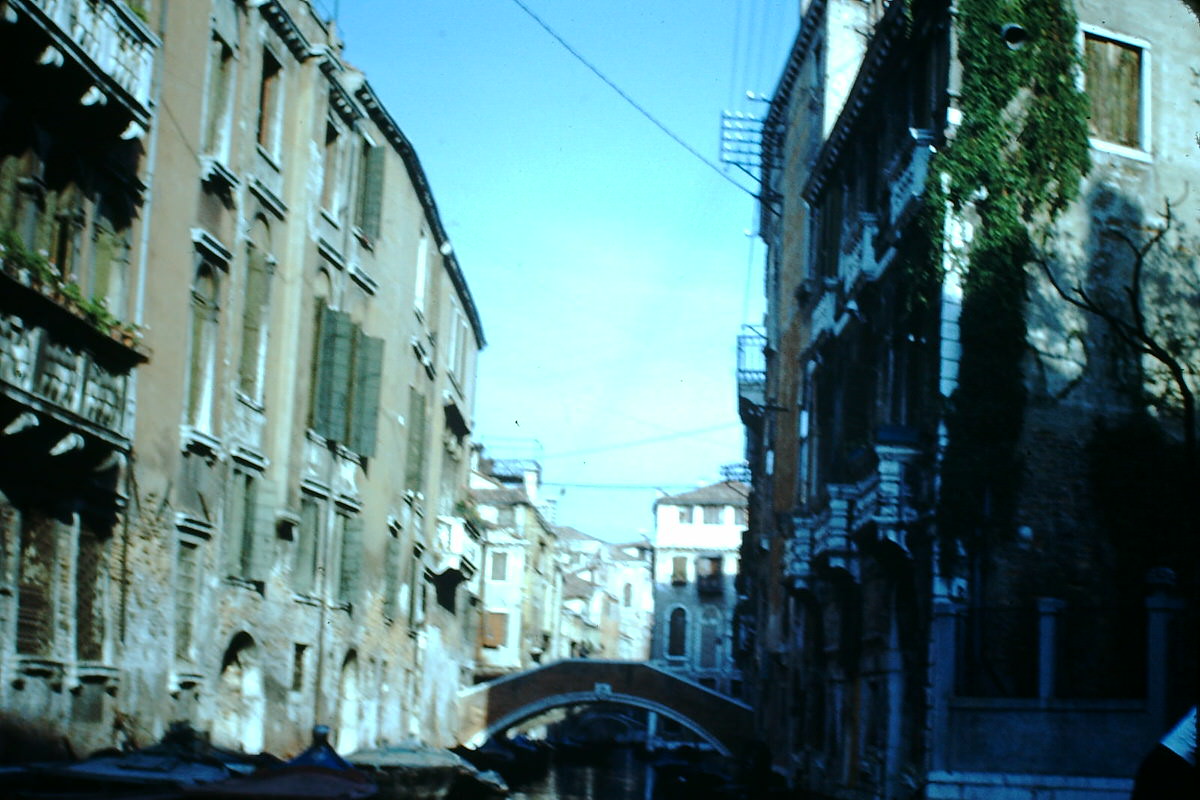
xmin=926 ymin=0 xmax=1092 ymax=566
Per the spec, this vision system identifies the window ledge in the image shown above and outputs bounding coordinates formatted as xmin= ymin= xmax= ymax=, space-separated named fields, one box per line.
xmin=319 ymin=207 xmax=342 ymax=229
xmin=235 ymin=391 xmax=265 ymax=414
xmin=180 ymin=425 xmax=223 ymax=456
xmin=256 ymin=144 xmax=282 ymax=172
xmin=352 ymin=226 xmax=375 ymax=251
xmin=1089 ymin=138 xmax=1152 ymax=163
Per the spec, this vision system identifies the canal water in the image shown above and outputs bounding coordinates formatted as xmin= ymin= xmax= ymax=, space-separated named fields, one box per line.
xmin=509 ymin=747 xmax=653 ymax=800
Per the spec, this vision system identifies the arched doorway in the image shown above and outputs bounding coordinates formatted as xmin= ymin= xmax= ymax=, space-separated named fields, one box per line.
xmin=336 ymin=651 xmax=360 ymax=754
xmin=214 ymin=632 xmax=265 ymax=753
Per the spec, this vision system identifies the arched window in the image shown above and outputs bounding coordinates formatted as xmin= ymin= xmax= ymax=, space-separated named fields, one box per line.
xmin=667 ymin=607 xmax=687 ymax=657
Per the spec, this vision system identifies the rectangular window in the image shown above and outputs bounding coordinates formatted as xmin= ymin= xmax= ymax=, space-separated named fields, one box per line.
xmin=735 ymin=507 xmax=748 ymax=526
xmin=383 ymin=526 xmax=401 ymax=620
xmin=408 ymin=546 xmax=426 ymax=628
xmin=815 ymin=179 xmax=845 ymax=280
xmin=175 ymin=540 xmax=198 ymax=660
xmin=490 ymin=551 xmax=508 ymax=581
xmin=309 ymin=305 xmax=384 ymax=456
xmin=321 ymin=120 xmax=341 ymax=214
xmin=335 ymin=511 xmax=363 ymax=605
xmin=202 ymin=34 xmax=235 ymax=158
xmin=677 ymin=506 xmax=692 ymax=524
xmin=405 ymin=387 xmax=427 ymax=492
xmin=294 ymin=494 xmax=321 ymax=593
xmin=482 ymin=611 xmax=508 ymax=648
xmin=702 ymin=506 xmax=722 ymax=525
xmin=414 ymin=232 xmax=430 ymax=316
xmin=697 ymin=556 xmax=723 ymax=595
xmin=291 ymin=643 xmax=308 ymax=691
xmin=75 ymin=524 xmax=105 ymax=661
xmin=1084 ymin=32 xmax=1144 ymax=150
xmin=16 ymin=511 xmax=56 ymax=656
xmin=226 ymin=470 xmax=260 ymax=578
xmin=355 ymin=143 xmax=385 ymax=241
xmin=671 ymin=555 xmax=688 ymax=585
xmin=256 ymin=48 xmax=282 ymax=153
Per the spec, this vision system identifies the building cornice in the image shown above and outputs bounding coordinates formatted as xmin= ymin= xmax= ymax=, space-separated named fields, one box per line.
xmin=352 ymin=80 xmax=486 ymax=349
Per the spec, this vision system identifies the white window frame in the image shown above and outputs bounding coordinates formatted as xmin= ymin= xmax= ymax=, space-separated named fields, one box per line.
xmin=1078 ymin=24 xmax=1152 ymax=163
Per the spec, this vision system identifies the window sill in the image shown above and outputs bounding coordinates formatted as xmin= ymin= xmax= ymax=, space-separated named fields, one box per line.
xmin=236 ymin=391 xmax=265 ymax=414
xmin=352 ymin=226 xmax=375 ymax=251
xmin=256 ymin=144 xmax=282 ymax=172
xmin=319 ymin=207 xmax=342 ymax=229
xmin=1089 ymin=137 xmax=1152 ymax=164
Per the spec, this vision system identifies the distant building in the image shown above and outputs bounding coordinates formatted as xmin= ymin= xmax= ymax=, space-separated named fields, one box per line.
xmin=556 ymin=526 xmax=653 ymax=661
xmin=471 ymin=453 xmax=563 ymax=680
xmin=650 ymin=482 xmax=747 ymax=696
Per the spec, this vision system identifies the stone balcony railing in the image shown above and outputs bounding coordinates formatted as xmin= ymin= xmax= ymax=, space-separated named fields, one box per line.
xmin=1 ymin=309 xmax=131 ymax=445
xmin=19 ymin=0 xmax=157 ymax=125
xmin=884 ymin=128 xmax=935 ymax=230
xmin=0 ymin=265 xmax=145 ymax=449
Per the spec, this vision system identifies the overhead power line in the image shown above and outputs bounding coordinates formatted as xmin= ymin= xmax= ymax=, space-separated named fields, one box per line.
xmin=541 ymin=422 xmax=740 ymax=461
xmin=506 ymin=0 xmax=759 ymax=201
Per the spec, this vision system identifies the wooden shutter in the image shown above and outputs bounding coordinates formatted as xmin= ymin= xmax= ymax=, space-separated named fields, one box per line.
xmin=1085 ymin=35 xmax=1141 ymax=148
xmin=16 ymin=512 xmax=56 ymax=656
xmin=357 ymin=145 xmax=385 ymax=241
xmin=310 ymin=304 xmax=338 ymax=436
xmin=350 ymin=334 xmax=384 ymax=457
xmin=328 ymin=312 xmax=355 ymax=442
xmin=482 ymin=611 xmax=508 ymax=648
xmin=75 ymin=525 xmax=105 ymax=661
xmin=338 ymin=513 xmax=364 ymax=606
xmin=405 ymin=388 xmax=427 ymax=491
xmin=383 ymin=531 xmax=400 ymax=620
xmin=246 ymin=477 xmax=276 ymax=582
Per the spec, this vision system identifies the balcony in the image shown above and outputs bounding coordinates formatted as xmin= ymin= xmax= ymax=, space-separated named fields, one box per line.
xmin=15 ymin=0 xmax=157 ymax=127
xmin=736 ymin=325 xmax=766 ymax=412
xmin=884 ymin=128 xmax=935 ymax=230
xmin=0 ymin=266 xmax=145 ymax=451
xmin=783 ymin=523 xmax=813 ymax=591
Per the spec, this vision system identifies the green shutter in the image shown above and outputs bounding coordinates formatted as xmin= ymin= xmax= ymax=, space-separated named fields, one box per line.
xmin=405 ymin=388 xmax=427 ymax=492
xmin=310 ymin=304 xmax=338 ymax=436
xmin=350 ymin=334 xmax=384 ymax=457
xmin=338 ymin=514 xmax=364 ymax=606
xmin=328 ymin=312 xmax=355 ymax=442
xmin=383 ymin=532 xmax=400 ymax=620
xmin=247 ymin=477 xmax=276 ymax=582
xmin=358 ymin=145 xmax=385 ymax=241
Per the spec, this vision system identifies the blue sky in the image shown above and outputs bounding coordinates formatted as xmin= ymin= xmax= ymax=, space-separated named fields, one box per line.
xmin=333 ymin=0 xmax=796 ymax=540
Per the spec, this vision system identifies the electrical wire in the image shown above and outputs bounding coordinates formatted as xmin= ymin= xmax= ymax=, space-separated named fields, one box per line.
xmin=540 ymin=422 xmax=740 ymax=460
xmin=506 ymin=0 xmax=759 ymax=201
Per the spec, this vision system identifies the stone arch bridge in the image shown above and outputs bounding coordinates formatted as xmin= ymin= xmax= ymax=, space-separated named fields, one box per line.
xmin=457 ymin=660 xmax=754 ymax=756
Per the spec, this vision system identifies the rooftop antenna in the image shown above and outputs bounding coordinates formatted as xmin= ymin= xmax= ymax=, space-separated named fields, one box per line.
xmin=719 ymin=91 xmax=770 ymax=182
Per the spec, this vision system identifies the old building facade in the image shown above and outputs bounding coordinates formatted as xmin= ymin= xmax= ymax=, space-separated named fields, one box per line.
xmin=736 ymin=1 xmax=1198 ymax=798
xmin=651 ymin=481 xmax=747 ymax=696
xmin=2 ymin=0 xmax=485 ymax=757
xmin=556 ymin=526 xmax=653 ymax=661
xmin=471 ymin=455 xmax=564 ymax=681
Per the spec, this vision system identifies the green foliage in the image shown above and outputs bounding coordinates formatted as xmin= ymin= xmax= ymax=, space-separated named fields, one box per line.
xmin=928 ymin=0 xmax=1092 ymax=564
xmin=0 ymin=227 xmax=140 ymax=344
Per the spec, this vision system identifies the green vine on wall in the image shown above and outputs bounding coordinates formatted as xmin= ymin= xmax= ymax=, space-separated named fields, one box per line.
xmin=927 ymin=0 xmax=1092 ymax=566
